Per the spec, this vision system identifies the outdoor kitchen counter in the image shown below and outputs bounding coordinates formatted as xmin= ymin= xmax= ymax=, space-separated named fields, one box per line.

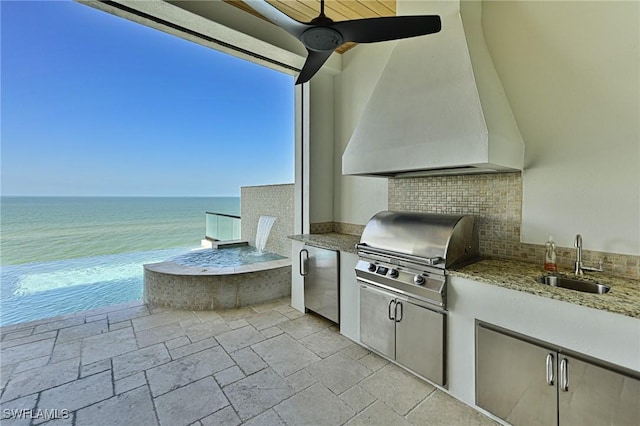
xmin=450 ymin=258 xmax=640 ymax=320
xmin=289 ymin=233 xmax=361 ymax=254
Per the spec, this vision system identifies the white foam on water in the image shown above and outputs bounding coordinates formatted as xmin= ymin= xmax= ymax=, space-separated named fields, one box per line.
xmin=13 ymin=262 xmax=143 ymax=296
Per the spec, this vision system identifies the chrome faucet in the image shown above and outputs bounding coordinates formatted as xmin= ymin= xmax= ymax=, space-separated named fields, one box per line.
xmin=574 ymin=234 xmax=604 ymax=275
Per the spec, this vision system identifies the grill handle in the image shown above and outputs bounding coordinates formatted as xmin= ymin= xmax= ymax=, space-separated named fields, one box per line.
xmin=356 ymin=244 xmax=445 ymax=267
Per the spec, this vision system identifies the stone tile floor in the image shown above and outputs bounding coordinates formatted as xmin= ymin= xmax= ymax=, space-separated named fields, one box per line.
xmin=0 ymin=298 xmax=498 ymax=425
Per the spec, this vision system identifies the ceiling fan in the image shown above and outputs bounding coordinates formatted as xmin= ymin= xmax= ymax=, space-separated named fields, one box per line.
xmin=244 ymin=0 xmax=441 ymax=84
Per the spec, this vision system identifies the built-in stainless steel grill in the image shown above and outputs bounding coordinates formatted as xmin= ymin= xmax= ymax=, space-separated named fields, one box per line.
xmin=355 ymin=211 xmax=479 ymax=308
xmin=356 ymin=211 xmax=479 ymax=387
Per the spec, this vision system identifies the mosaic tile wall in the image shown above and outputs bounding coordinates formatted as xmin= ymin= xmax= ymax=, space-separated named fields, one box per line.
xmin=388 ymin=173 xmax=639 ymax=280
xmin=241 ymin=184 xmax=294 ymax=257
xmin=309 ymin=221 xmax=365 ymax=236
xmin=144 ymin=266 xmax=291 ymax=310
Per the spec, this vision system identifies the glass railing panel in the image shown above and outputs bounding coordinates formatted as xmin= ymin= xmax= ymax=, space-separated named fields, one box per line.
xmin=205 ymin=212 xmax=241 ymax=241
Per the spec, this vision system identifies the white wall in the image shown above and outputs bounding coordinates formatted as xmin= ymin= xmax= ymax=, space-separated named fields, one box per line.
xmin=481 ymin=0 xmax=640 ymax=255
xmin=309 ymin=71 xmax=335 ymax=224
xmin=333 ymin=43 xmax=392 ymax=225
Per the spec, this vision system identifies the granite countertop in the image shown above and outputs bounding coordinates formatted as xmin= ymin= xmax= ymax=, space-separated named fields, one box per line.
xmin=451 ymin=258 xmax=640 ymax=320
xmin=289 ymin=233 xmax=361 ymax=254
xmin=288 ymin=234 xmax=639 ymax=320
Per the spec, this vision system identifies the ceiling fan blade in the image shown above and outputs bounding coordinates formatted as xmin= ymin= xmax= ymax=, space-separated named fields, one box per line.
xmin=296 ymin=49 xmax=333 ymax=84
xmin=333 ymin=15 xmax=441 ymax=44
xmin=243 ymin=0 xmax=308 ymax=38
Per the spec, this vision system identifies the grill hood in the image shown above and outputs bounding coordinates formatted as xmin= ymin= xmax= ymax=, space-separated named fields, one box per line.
xmin=342 ymin=0 xmax=524 ymax=178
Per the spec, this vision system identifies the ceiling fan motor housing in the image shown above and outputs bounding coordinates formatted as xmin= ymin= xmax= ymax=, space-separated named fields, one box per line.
xmin=301 ymin=26 xmax=344 ymax=52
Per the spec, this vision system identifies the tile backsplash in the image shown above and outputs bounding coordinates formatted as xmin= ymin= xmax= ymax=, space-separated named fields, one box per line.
xmin=388 ymin=173 xmax=639 ymax=280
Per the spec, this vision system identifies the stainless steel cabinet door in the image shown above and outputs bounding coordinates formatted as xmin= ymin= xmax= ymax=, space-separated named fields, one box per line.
xmin=559 ymin=354 xmax=640 ymax=426
xmin=476 ymin=325 xmax=557 ymax=426
xmin=395 ymin=300 xmax=445 ymax=385
xmin=304 ymin=245 xmax=339 ymax=323
xmin=359 ymin=284 xmax=396 ymax=360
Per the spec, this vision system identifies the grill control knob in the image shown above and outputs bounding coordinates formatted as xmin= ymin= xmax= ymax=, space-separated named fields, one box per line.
xmin=367 ymin=263 xmax=377 ymax=272
xmin=389 ymin=269 xmax=399 ymax=278
xmin=414 ymin=274 xmax=426 ymax=285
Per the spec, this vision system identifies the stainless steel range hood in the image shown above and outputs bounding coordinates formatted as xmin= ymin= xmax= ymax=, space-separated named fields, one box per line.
xmin=342 ymin=0 xmax=524 ymax=178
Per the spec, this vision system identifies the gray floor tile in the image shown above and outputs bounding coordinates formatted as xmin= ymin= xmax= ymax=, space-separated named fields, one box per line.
xmin=32 ymin=318 xmax=85 ymax=334
xmin=341 ymin=344 xmax=371 ymax=360
xmin=50 ymin=341 xmax=82 ymax=364
xmin=277 ymin=315 xmax=330 ymax=340
xmin=155 ymin=377 xmax=228 ymax=426
xmin=283 ymin=369 xmax=317 ymax=392
xmin=407 ymin=390 xmax=499 ymax=426
xmin=135 ymin=322 xmax=186 ymax=348
xmin=57 ymin=320 xmax=108 ymax=343
xmin=0 ymin=331 xmax=57 ymax=350
xmin=223 ymin=368 xmax=294 ymax=421
xmin=299 ymin=328 xmax=353 ymax=358
xmin=346 ymin=400 xmax=412 ymax=426
xmin=358 ymin=352 xmax=389 ymax=372
xmin=13 ymin=355 xmax=50 ymax=374
xmin=146 ymin=346 xmax=233 ymax=397
xmin=1 ymin=328 xmax=33 ymax=342
xmin=107 ymin=305 xmax=150 ymax=324
xmin=360 ymin=364 xmax=436 ymax=416
xmin=1 ymin=337 xmax=55 ymax=365
xmin=340 ymin=384 xmax=377 ymax=413
xmin=194 ymin=310 xmax=223 ymax=323
xmin=76 ymin=386 xmax=158 ymax=426
xmin=80 ymin=359 xmax=111 ymax=378
xmin=1 ymin=358 xmax=79 ymax=403
xmin=164 ymin=336 xmax=191 ymax=350
xmin=111 ymin=343 xmax=171 ymax=380
xmin=273 ymin=383 xmax=355 ymax=426
xmin=37 ymin=370 xmax=113 ymax=413
xmin=217 ymin=307 xmax=257 ymax=322
xmin=216 ymin=326 xmax=265 ymax=353
xmin=200 ymin=406 xmax=241 ymax=426
xmin=229 ymin=347 xmax=267 ymax=376
xmin=214 ymin=366 xmax=245 ymax=387
xmin=81 ymin=328 xmax=137 ymax=365
xmin=246 ymin=311 xmax=288 ymax=331
xmin=169 ymin=337 xmax=218 ymax=359
xmin=251 ymin=334 xmax=320 ymax=377
xmin=0 ymin=393 xmax=38 ymax=426
xmin=131 ymin=310 xmax=196 ymax=332
xmin=305 ymin=352 xmax=372 ymax=394
xmin=183 ymin=320 xmax=232 ymax=342
xmin=114 ymin=371 xmax=146 ymax=395
xmin=243 ymin=409 xmax=286 ymax=426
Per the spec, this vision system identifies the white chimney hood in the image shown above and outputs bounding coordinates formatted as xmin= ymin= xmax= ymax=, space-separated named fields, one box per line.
xmin=342 ymin=0 xmax=524 ymax=178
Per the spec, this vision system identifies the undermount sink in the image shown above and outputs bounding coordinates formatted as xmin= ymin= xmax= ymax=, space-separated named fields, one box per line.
xmin=536 ymin=275 xmax=610 ymax=294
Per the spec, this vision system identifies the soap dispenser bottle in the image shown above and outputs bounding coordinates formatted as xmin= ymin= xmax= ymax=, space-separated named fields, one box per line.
xmin=544 ymin=236 xmax=558 ymax=273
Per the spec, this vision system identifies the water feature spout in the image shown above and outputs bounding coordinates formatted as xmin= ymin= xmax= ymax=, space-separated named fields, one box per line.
xmin=255 ymin=216 xmax=277 ymax=254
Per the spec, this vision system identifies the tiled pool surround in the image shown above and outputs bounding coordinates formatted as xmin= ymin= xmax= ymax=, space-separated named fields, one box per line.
xmin=143 ymin=257 xmax=291 ymax=311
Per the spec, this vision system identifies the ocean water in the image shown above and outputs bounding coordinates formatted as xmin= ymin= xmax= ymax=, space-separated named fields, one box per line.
xmin=0 ymin=197 xmax=240 ymax=326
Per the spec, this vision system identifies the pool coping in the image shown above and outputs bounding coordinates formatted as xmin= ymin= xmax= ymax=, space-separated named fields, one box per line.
xmin=143 ymin=257 xmax=291 ymax=276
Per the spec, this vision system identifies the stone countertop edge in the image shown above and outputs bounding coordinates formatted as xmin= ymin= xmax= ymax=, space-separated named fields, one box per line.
xmin=289 ymin=233 xmax=361 ymax=254
xmin=450 ymin=258 xmax=640 ymax=320
xmin=289 ymin=234 xmax=639 ymax=320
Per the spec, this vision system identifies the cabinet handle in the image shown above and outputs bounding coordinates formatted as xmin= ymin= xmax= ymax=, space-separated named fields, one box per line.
xmin=560 ymin=358 xmax=569 ymax=392
xmin=299 ymin=249 xmax=308 ymax=276
xmin=395 ymin=301 xmax=403 ymax=323
xmin=545 ymin=353 xmax=555 ymax=386
xmin=388 ymin=300 xmax=396 ymax=320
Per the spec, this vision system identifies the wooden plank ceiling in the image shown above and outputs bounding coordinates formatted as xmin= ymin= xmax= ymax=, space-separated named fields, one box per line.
xmin=224 ymin=0 xmax=397 ymax=53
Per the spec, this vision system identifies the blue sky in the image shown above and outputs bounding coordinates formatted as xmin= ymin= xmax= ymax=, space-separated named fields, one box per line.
xmin=1 ymin=0 xmax=295 ymax=196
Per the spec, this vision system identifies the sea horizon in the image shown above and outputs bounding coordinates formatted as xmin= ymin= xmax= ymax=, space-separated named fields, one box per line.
xmin=0 ymin=196 xmax=242 ymax=325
